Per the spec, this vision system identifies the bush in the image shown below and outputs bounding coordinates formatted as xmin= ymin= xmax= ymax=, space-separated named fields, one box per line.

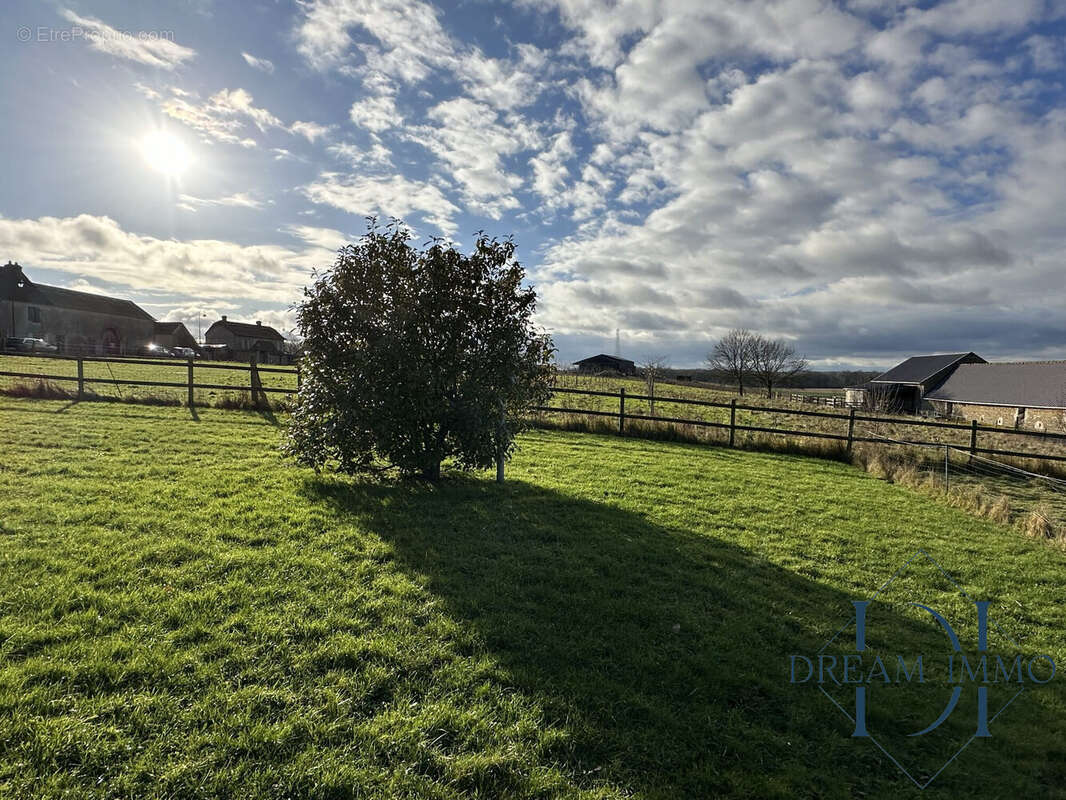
xmin=284 ymin=221 xmax=554 ymax=479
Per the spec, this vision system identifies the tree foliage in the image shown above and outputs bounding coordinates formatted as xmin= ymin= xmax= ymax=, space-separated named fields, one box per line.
xmin=283 ymin=221 xmax=555 ymax=479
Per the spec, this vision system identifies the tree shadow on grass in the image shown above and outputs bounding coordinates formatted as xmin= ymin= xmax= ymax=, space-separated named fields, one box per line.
xmin=305 ymin=475 xmax=1062 ymax=799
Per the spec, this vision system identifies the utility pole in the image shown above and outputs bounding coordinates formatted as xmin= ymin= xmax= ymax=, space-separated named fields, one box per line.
xmin=615 ymin=328 xmax=620 ymax=357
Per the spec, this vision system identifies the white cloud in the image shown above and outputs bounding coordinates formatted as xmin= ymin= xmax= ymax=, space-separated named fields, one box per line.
xmin=295 ymin=0 xmax=456 ymax=78
xmin=241 ymin=51 xmax=275 ymax=73
xmin=327 ymin=140 xmax=393 ymax=168
xmin=405 ymin=97 xmax=542 ymax=218
xmin=156 ymin=87 xmax=280 ymax=146
xmin=290 ymin=120 xmax=334 ymax=142
xmin=177 ymin=192 xmax=267 ymax=210
xmin=349 ymin=94 xmax=400 ymax=132
xmin=301 ymin=173 xmax=460 ymax=236
xmin=0 ymin=214 xmax=317 ymax=302
xmin=283 ymin=225 xmax=353 ymax=251
xmin=61 ymin=10 xmax=196 ymax=70
xmin=530 ymin=131 xmax=575 ymax=202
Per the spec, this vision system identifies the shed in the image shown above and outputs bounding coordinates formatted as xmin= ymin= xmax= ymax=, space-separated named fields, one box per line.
xmin=868 ymin=352 xmax=986 ymax=413
xmin=574 ymin=354 xmax=637 ymax=376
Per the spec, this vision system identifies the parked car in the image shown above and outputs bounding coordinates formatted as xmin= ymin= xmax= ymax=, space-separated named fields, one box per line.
xmin=144 ymin=344 xmax=176 ymax=357
xmin=171 ymin=347 xmax=197 ymax=359
xmin=4 ymin=337 xmax=57 ymax=353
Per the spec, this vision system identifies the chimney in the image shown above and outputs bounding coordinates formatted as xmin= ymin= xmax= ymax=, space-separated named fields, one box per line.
xmin=256 ymin=320 xmax=262 ymax=326
xmin=221 ymin=315 xmax=227 ymax=322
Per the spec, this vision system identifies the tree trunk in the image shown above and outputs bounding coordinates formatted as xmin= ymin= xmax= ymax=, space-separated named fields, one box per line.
xmin=421 ymin=460 xmax=441 ymax=481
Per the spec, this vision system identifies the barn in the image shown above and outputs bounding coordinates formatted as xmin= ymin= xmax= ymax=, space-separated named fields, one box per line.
xmin=153 ymin=322 xmax=200 ymax=353
xmin=574 ymin=354 xmax=637 ymax=376
xmin=1 ymin=262 xmax=155 ymax=355
xmin=863 ymin=352 xmax=986 ymax=413
xmin=926 ymin=362 xmax=1066 ymax=432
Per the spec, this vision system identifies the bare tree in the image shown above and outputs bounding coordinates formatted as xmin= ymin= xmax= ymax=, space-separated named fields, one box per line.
xmin=751 ymin=336 xmax=807 ymax=398
xmin=639 ymin=356 xmax=670 ymax=415
xmin=707 ymin=329 xmax=757 ymax=396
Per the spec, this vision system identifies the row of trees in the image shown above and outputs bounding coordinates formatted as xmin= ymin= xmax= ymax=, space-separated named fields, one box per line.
xmin=707 ymin=329 xmax=808 ymax=398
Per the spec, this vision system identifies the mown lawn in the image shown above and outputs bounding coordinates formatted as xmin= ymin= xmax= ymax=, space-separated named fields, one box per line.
xmin=0 ymin=397 xmax=1064 ymax=798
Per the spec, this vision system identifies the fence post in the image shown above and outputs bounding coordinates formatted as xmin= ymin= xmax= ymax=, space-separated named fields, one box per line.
xmin=846 ymin=408 xmax=856 ymax=455
xmin=729 ymin=398 xmax=737 ymax=447
xmin=77 ymin=357 xmax=84 ymax=400
xmin=618 ymin=387 xmax=626 ymax=434
xmin=496 ymin=400 xmax=506 ymax=484
xmin=250 ymin=354 xmax=260 ymax=408
xmin=944 ymin=446 xmax=950 ymax=491
xmin=187 ymin=358 xmax=194 ymax=407
xmin=969 ymin=420 xmax=978 ymax=463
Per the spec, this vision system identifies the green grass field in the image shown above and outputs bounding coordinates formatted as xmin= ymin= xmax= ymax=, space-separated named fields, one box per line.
xmin=1 ymin=397 xmax=1065 ymax=798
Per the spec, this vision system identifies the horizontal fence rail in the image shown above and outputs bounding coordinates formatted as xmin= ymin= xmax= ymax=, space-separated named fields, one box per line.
xmin=1 ymin=352 xmax=1063 ymax=465
xmin=0 ymin=351 xmax=299 ymax=406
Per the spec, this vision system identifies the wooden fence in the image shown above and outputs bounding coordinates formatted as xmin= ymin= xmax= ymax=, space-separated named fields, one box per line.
xmin=2 ymin=353 xmax=1064 ymax=465
xmin=0 ymin=352 xmax=298 ymax=406
xmin=536 ymin=386 xmax=1066 ymax=465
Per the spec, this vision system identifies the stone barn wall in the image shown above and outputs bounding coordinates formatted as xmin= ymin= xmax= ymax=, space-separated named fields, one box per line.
xmin=935 ymin=401 xmax=1066 ymax=433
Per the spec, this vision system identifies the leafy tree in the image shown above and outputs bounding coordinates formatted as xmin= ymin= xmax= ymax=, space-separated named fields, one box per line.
xmin=284 ymin=221 xmax=555 ymax=479
xmin=706 ymin=329 xmax=757 ymax=396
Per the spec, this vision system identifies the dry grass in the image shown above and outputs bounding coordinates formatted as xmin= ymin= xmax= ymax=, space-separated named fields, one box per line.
xmin=848 ymin=443 xmax=1066 ymax=545
xmin=987 ymin=495 xmax=1013 ymax=525
xmin=1021 ymin=505 xmax=1058 ymax=541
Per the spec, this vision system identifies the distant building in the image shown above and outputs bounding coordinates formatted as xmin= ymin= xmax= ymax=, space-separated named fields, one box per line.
xmin=574 ymin=353 xmax=637 ymax=376
xmin=926 ymin=362 xmax=1066 ymax=432
xmin=153 ymin=322 xmax=199 ymax=352
xmin=1 ymin=261 xmax=154 ymax=355
xmin=862 ymin=352 xmax=986 ymax=413
xmin=204 ymin=316 xmax=287 ymax=363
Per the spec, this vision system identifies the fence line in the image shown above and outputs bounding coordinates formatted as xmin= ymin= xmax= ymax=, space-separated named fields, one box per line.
xmin=0 ymin=352 xmax=299 ymax=405
xmin=1 ymin=353 xmax=1063 ymax=465
xmin=538 ymin=386 xmax=1066 ymax=465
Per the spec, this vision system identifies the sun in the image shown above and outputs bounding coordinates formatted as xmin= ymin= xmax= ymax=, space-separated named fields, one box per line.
xmin=139 ymin=130 xmax=194 ymax=177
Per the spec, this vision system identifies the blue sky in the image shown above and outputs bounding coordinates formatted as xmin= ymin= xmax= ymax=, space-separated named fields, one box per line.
xmin=2 ymin=0 xmax=1066 ymax=368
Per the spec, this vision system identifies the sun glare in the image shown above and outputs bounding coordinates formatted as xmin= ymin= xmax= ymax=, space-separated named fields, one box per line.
xmin=139 ymin=131 xmax=194 ymax=177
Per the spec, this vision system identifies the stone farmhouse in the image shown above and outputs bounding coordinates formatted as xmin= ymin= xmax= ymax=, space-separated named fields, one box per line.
xmin=3 ymin=262 xmax=286 ymax=360
xmin=204 ymin=316 xmax=287 ymax=364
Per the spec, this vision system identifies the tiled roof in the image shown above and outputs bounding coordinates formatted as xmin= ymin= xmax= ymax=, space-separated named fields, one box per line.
xmin=926 ymin=362 xmax=1066 ymax=409
xmin=2 ymin=263 xmax=153 ymax=321
xmin=575 ymin=353 xmax=637 ymax=368
xmin=206 ymin=319 xmax=285 ymax=341
xmin=871 ymin=353 xmax=984 ymax=384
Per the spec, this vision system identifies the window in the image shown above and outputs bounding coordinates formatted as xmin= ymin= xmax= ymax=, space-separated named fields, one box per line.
xmin=27 ymin=306 xmax=41 ymax=323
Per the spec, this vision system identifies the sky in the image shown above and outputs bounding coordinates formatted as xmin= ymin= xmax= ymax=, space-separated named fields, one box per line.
xmin=2 ymin=0 xmax=1065 ymax=368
